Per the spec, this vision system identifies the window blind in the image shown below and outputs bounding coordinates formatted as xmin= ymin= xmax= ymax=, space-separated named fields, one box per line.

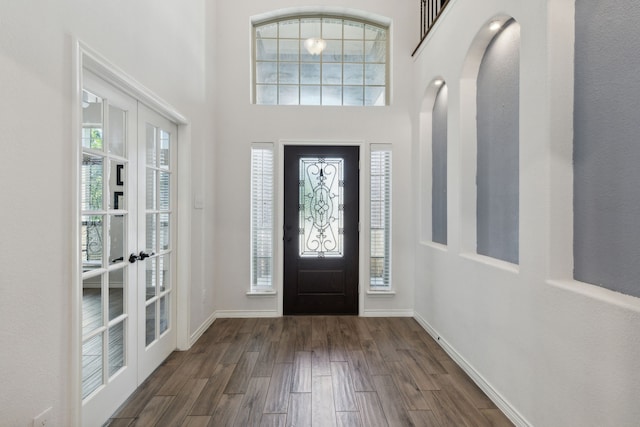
xmin=370 ymin=146 xmax=391 ymax=289
xmin=251 ymin=144 xmax=274 ymax=289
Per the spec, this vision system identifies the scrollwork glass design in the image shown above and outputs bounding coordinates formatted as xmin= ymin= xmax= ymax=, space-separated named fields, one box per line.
xmin=299 ymin=157 xmax=344 ymax=257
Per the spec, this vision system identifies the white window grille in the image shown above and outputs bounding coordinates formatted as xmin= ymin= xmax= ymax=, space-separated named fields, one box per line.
xmin=253 ymin=16 xmax=388 ymax=106
xmin=370 ymin=145 xmax=391 ymax=289
xmin=251 ymin=144 xmax=274 ymax=290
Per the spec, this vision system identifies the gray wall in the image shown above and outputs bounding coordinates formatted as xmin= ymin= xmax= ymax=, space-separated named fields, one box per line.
xmin=432 ymin=84 xmax=448 ymax=244
xmin=476 ymin=20 xmax=520 ymax=264
xmin=574 ymin=1 xmax=640 ymax=297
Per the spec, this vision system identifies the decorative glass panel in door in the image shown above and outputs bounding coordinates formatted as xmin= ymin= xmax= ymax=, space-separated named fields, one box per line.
xmin=298 ymin=157 xmax=345 ymax=257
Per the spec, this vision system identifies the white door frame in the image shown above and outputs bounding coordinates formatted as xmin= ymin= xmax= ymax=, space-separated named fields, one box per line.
xmin=71 ymin=40 xmax=192 ymax=426
xmin=276 ymin=140 xmax=366 ymax=317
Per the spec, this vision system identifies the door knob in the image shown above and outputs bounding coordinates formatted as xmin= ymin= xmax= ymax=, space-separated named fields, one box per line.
xmin=138 ymin=251 xmax=154 ymax=260
xmin=283 ymin=225 xmax=293 ymax=242
xmin=129 ymin=251 xmax=155 ymax=263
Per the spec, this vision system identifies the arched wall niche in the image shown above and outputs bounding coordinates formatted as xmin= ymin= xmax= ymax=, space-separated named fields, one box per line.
xmin=419 ymin=78 xmax=448 ymax=244
xmin=459 ymin=16 xmax=521 ymax=264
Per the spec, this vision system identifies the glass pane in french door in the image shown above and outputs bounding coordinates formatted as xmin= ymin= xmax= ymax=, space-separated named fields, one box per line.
xmin=107 ymin=267 xmax=126 ymax=378
xmin=82 ymin=275 xmax=103 ymax=337
xmin=108 ymin=321 xmax=125 ymax=376
xmin=108 ymin=268 xmax=125 ymax=321
xmin=82 ymin=332 xmax=103 ymax=399
xmin=145 ymin=302 xmax=156 ymax=346
xmin=159 ymin=296 xmax=169 ymax=334
xmin=108 ymin=213 xmax=125 ymax=264
xmin=108 ymin=105 xmax=126 ymax=157
xmin=82 ymin=215 xmax=103 ymax=272
xmin=145 ymin=257 xmax=157 ymax=301
xmin=81 ymin=155 xmax=103 ymax=213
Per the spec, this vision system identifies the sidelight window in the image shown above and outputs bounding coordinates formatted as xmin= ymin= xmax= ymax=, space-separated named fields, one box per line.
xmin=251 ymin=144 xmax=275 ymax=291
xmin=253 ymin=15 xmax=389 ymax=106
xmin=370 ymin=145 xmax=391 ymax=289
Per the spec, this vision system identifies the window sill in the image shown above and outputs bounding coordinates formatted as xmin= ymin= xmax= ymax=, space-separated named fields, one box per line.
xmin=419 ymin=241 xmax=448 ymax=252
xmin=246 ymin=290 xmax=277 ymax=297
xmin=460 ymin=252 xmax=519 ymax=274
xmin=366 ymin=290 xmax=396 ymax=297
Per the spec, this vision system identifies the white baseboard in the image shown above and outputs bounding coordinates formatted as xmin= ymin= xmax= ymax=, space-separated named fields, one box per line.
xmin=215 ymin=310 xmax=280 ymax=318
xmin=189 ymin=311 xmax=217 ymax=348
xmin=412 ymin=312 xmax=531 ymax=427
xmin=362 ymin=309 xmax=414 ymax=317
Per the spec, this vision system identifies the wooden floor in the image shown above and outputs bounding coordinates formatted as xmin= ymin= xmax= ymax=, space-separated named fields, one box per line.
xmin=106 ymin=317 xmax=513 ymax=427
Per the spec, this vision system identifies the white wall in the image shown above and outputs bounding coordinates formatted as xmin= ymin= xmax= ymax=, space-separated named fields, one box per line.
xmin=212 ymin=0 xmax=416 ymax=317
xmin=10 ymin=0 xmax=638 ymax=425
xmin=413 ymin=0 xmax=640 ymax=425
xmin=0 ymin=0 xmax=215 ymax=425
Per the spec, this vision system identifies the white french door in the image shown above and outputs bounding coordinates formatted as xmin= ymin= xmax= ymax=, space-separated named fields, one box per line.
xmin=136 ymin=104 xmax=178 ymax=382
xmin=80 ymin=72 xmax=177 ymax=426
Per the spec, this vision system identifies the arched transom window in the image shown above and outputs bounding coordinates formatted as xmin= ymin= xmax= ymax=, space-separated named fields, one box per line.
xmin=253 ymin=16 xmax=388 ymax=106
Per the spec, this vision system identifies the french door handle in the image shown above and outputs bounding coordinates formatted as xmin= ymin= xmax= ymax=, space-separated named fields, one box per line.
xmin=128 ymin=251 xmax=155 ymax=263
xmin=138 ymin=251 xmax=154 ymax=260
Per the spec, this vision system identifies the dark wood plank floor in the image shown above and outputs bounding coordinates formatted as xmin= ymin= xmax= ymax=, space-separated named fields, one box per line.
xmin=106 ymin=317 xmax=513 ymax=427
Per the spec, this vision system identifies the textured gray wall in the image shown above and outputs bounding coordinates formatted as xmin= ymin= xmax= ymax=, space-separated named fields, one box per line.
xmin=574 ymin=1 xmax=640 ymax=297
xmin=432 ymin=85 xmax=448 ymax=244
xmin=476 ymin=20 xmax=520 ymax=264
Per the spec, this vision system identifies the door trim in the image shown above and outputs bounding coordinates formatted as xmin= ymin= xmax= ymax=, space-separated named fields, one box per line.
xmin=276 ymin=140 xmax=365 ymax=317
xmin=72 ymin=39 xmax=192 ymax=426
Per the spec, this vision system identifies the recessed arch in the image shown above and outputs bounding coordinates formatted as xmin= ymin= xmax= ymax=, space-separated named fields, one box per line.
xmin=476 ymin=19 xmax=520 ymax=264
xmin=459 ymin=16 xmax=521 ymax=263
xmin=419 ymin=77 xmax=448 ymax=244
xmin=460 ymin=15 xmax=516 ymax=80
